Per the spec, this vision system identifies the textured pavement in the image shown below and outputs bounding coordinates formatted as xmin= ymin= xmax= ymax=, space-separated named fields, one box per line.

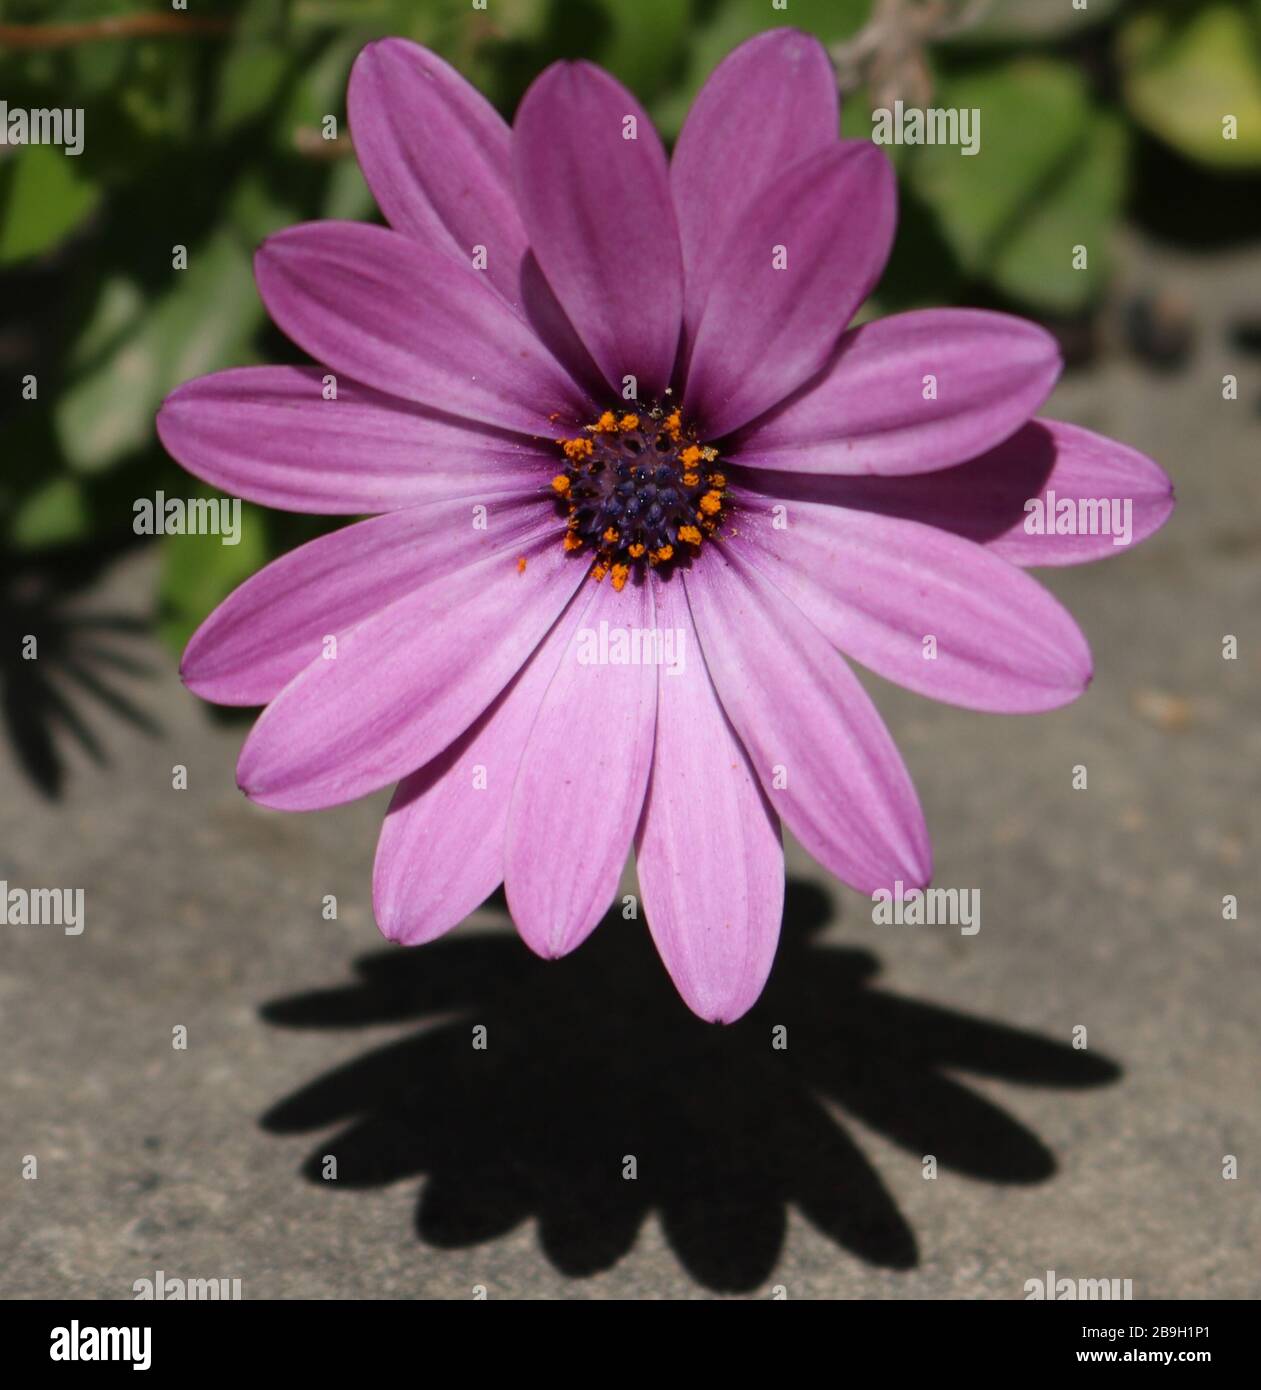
xmin=1 ymin=234 xmax=1258 ymax=1299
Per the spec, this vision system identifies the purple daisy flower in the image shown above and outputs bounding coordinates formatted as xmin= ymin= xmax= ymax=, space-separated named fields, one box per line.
xmin=157 ymin=30 xmax=1173 ymax=1023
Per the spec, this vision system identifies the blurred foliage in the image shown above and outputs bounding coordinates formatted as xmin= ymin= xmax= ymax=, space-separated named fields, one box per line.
xmin=0 ymin=0 xmax=1255 ymax=654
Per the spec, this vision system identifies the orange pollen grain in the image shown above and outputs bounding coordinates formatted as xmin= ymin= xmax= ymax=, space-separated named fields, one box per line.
xmin=627 ymin=542 xmax=646 ymax=558
xmin=618 ymin=413 xmax=639 ymax=430
xmin=602 ymin=526 xmax=620 ymax=544
xmin=560 ymin=438 xmax=592 ymax=462
xmin=677 ymin=525 xmax=702 ymax=546
xmin=610 ymin=564 xmax=630 ymax=592
xmin=653 ymin=544 xmax=674 ymax=563
xmin=679 ymin=444 xmax=702 ymax=467
xmin=551 ymin=474 xmax=572 ymax=494
xmin=563 ymin=533 xmax=584 ymax=551
xmin=699 ymin=491 xmax=723 ymax=515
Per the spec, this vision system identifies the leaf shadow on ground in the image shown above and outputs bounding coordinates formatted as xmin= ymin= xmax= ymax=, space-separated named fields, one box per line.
xmin=0 ymin=542 xmax=159 ymax=798
xmin=260 ymin=879 xmax=1120 ymax=1292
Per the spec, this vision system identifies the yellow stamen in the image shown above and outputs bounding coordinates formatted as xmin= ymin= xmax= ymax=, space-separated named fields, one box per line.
xmin=680 ymin=444 xmax=702 ymax=468
xmin=560 ymin=438 xmax=592 ymax=462
xmin=610 ymin=564 xmax=630 ymax=592
xmin=627 ymin=543 xmax=646 ymax=559
xmin=681 ymin=471 xmax=699 ymax=487
xmin=653 ymin=544 xmax=673 ymax=563
xmin=618 ymin=413 xmax=639 ymax=431
xmin=663 ymin=410 xmax=682 ymax=439
xmin=551 ymin=474 xmax=572 ymax=495
xmin=563 ymin=533 xmax=584 ymax=552
xmin=593 ymin=411 xmax=618 ymax=432
xmin=677 ymin=525 xmax=702 ymax=546
xmin=709 ymin=472 xmax=726 ymax=488
xmin=591 ymin=562 xmax=609 ymax=582
xmin=517 ymin=556 xmax=528 ymax=573
xmin=602 ymin=526 xmax=620 ymax=544
xmin=699 ymin=491 xmax=722 ymax=516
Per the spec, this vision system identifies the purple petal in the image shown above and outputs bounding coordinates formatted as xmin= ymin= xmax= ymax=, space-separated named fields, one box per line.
xmin=183 ymin=494 xmax=546 ymax=707
xmin=634 ymin=576 xmax=784 ymax=1024
xmin=373 ymin=584 xmax=590 ymax=945
xmin=513 ymin=61 xmax=683 ymax=399
xmin=671 ymin=29 xmax=838 ymax=353
xmin=684 ymin=140 xmax=896 ymax=440
xmin=732 ymin=483 xmax=1093 ymax=713
xmin=505 ymin=575 xmax=658 ymax=958
xmin=730 ymin=309 xmax=1061 ymax=475
xmin=254 ymin=221 xmax=587 ymax=434
xmin=236 ymin=520 xmax=586 ymax=810
xmin=158 ymin=366 xmax=553 ymax=514
xmin=347 ymin=39 xmax=529 ymax=307
xmin=793 ymin=419 xmax=1174 ymax=566
xmin=684 ymin=550 xmax=930 ymax=895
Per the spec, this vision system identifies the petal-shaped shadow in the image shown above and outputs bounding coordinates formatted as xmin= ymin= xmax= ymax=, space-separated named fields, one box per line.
xmin=0 ymin=544 xmax=158 ymax=797
xmin=260 ymin=880 xmax=1120 ymax=1292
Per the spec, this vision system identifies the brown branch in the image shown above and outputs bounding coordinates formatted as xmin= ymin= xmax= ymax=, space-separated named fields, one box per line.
xmin=0 ymin=15 xmax=231 ymax=49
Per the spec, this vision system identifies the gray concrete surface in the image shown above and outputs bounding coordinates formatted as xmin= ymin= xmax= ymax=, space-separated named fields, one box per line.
xmin=1 ymin=234 xmax=1258 ymax=1299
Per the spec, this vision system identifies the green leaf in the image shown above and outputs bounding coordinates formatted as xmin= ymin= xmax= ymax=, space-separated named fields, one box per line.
xmin=992 ymin=110 xmax=1128 ymax=313
xmin=55 ymin=230 xmax=263 ymax=474
xmin=8 ymin=477 xmax=92 ymax=550
xmin=909 ymin=60 xmax=1123 ymax=311
xmin=0 ymin=144 xmax=101 ymax=264
xmin=911 ymin=61 xmax=1089 ymax=268
xmin=1120 ymin=3 xmax=1261 ymax=168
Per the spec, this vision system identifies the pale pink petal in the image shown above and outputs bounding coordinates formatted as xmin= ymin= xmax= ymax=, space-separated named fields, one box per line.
xmin=635 ymin=576 xmax=784 ymax=1024
xmin=505 ymin=576 xmax=658 ymax=957
xmin=182 ymin=494 xmax=544 ymax=707
xmin=513 ymin=61 xmax=683 ymax=399
xmin=730 ymin=309 xmax=1061 ymax=475
xmin=236 ymin=521 xmax=586 ymax=810
xmin=373 ymin=585 xmax=591 ymax=945
xmin=254 ymin=221 xmax=588 ymax=434
xmin=158 ymin=367 xmax=551 ymax=514
xmin=732 ymin=483 xmax=1093 ymax=713
xmin=684 ymin=550 xmax=930 ymax=895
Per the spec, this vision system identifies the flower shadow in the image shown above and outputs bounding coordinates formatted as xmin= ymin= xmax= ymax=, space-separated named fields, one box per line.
xmin=0 ymin=544 xmax=159 ymax=798
xmin=260 ymin=880 xmax=1120 ymax=1292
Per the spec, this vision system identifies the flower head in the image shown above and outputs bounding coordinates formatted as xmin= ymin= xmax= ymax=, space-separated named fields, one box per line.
xmin=157 ymin=30 xmax=1174 ymax=1022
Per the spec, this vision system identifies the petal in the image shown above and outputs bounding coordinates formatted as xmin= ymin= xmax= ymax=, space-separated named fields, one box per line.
xmin=348 ymin=38 xmax=528 ymax=306
xmin=373 ymin=584 xmax=590 ymax=945
xmin=732 ymin=483 xmax=1093 ymax=713
xmin=254 ymin=221 xmax=586 ymax=434
xmin=634 ymin=576 xmax=784 ymax=1024
xmin=182 ymin=494 xmax=545 ymax=707
xmin=236 ymin=521 xmax=586 ymax=810
xmin=671 ymin=28 xmax=839 ymax=350
xmin=684 ymin=140 xmax=896 ymax=440
xmin=513 ymin=61 xmax=683 ymax=399
xmin=730 ymin=309 xmax=1061 ymax=475
xmin=803 ymin=419 xmax=1174 ymax=566
xmin=684 ymin=550 xmax=930 ymax=895
xmin=505 ymin=575 xmax=658 ymax=958
xmin=158 ymin=366 xmax=552 ymax=514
